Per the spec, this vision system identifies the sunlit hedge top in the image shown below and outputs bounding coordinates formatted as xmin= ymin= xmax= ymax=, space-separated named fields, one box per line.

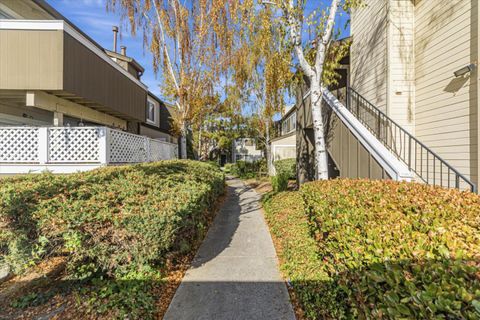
xmin=265 ymin=179 xmax=480 ymax=319
xmin=302 ymin=179 xmax=480 ymax=266
xmin=0 ymin=160 xmax=225 ymax=278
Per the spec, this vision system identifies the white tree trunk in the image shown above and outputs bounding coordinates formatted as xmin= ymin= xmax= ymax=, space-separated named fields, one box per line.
xmin=311 ymin=80 xmax=329 ymax=180
xmin=265 ymin=124 xmax=272 ymax=174
xmin=283 ymin=0 xmax=340 ymax=181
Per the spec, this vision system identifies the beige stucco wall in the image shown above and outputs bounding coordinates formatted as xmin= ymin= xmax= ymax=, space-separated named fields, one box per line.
xmin=351 ymin=0 xmax=415 ymax=130
xmin=233 ymin=138 xmax=263 ymax=162
xmin=414 ymin=0 xmax=478 ymax=183
xmin=351 ymin=0 xmax=479 ymax=185
xmin=388 ymin=0 xmax=415 ymax=133
xmin=271 ymin=133 xmax=296 ymax=161
xmin=351 ymin=0 xmax=388 ymax=112
xmin=139 ymin=125 xmax=176 ymax=143
xmin=28 ymin=91 xmax=127 ymax=129
xmin=0 ymin=30 xmax=64 ymax=90
xmin=270 ymin=133 xmax=296 ymax=175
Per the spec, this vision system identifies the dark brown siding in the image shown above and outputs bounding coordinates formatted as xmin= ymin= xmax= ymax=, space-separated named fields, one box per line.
xmin=160 ymin=102 xmax=173 ymax=132
xmin=63 ymin=33 xmax=146 ymax=121
xmin=326 ymin=107 xmax=388 ymax=180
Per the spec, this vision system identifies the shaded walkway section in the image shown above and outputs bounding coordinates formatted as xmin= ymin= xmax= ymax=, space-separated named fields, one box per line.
xmin=164 ymin=178 xmax=295 ymax=320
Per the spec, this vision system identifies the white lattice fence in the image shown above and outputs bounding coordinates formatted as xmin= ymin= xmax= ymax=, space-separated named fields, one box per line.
xmin=48 ymin=127 xmax=101 ymax=163
xmin=149 ymin=139 xmax=178 ymax=161
xmin=0 ymin=126 xmax=177 ymax=170
xmin=0 ymin=127 xmax=39 ymax=162
xmin=109 ymin=129 xmax=148 ymax=163
xmin=149 ymin=139 xmax=165 ymax=161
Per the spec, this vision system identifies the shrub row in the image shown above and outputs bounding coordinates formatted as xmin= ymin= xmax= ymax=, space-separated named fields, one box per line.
xmin=271 ymin=158 xmax=296 ymax=192
xmin=274 ymin=158 xmax=296 ymax=179
xmin=264 ymin=179 xmax=480 ymax=319
xmin=0 ymin=160 xmax=225 ymax=318
xmin=227 ymin=159 xmax=267 ymax=178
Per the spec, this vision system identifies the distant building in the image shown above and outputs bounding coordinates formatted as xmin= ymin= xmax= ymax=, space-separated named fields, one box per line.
xmin=232 ymin=138 xmax=263 ymax=163
xmin=269 ymin=107 xmax=296 ymax=175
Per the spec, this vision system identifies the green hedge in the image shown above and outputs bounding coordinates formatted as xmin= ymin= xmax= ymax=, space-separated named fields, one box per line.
xmin=0 ymin=160 xmax=224 ymax=318
xmin=224 ymin=163 xmax=234 ymax=174
xmin=229 ymin=159 xmax=267 ymax=178
xmin=271 ymin=172 xmax=289 ymax=192
xmin=274 ymin=158 xmax=296 ymax=179
xmin=264 ymin=179 xmax=480 ymax=319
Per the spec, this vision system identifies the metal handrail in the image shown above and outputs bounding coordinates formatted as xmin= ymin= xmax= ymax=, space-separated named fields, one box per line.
xmin=346 ymin=87 xmax=476 ymax=192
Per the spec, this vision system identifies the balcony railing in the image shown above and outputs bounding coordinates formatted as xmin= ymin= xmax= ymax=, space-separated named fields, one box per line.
xmin=346 ymin=88 xmax=476 ymax=192
xmin=0 ymin=126 xmax=178 ymax=173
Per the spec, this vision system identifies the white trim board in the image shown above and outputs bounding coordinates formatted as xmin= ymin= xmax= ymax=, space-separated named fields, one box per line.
xmin=270 ymin=144 xmax=296 ymax=176
xmin=0 ymin=163 xmax=103 ymax=174
xmin=0 ymin=19 xmax=147 ymax=91
xmin=323 ymin=89 xmax=413 ymax=181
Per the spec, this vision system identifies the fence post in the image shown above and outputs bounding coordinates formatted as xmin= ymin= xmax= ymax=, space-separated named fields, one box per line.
xmin=345 ymin=89 xmax=349 ymax=109
xmin=98 ymin=127 xmax=110 ymax=165
xmin=38 ymin=127 xmax=48 ymax=164
xmin=144 ymin=137 xmax=151 ymax=162
xmin=377 ymin=115 xmax=381 ymax=138
xmin=408 ymin=136 xmax=412 ymax=169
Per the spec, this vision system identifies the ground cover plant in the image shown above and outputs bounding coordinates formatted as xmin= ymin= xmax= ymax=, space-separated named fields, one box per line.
xmin=271 ymin=158 xmax=296 ymax=192
xmin=0 ymin=160 xmax=225 ymax=319
xmin=274 ymin=158 xmax=296 ymax=180
xmin=263 ymin=179 xmax=480 ymax=319
xmin=228 ymin=159 xmax=267 ymax=179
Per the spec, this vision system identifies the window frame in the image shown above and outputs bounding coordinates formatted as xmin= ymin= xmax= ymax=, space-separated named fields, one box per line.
xmin=146 ymin=98 xmax=157 ymax=125
xmin=281 ymin=112 xmax=296 ymax=135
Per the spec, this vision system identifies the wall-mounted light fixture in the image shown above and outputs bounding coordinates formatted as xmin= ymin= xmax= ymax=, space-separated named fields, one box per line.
xmin=454 ymin=64 xmax=476 ymax=77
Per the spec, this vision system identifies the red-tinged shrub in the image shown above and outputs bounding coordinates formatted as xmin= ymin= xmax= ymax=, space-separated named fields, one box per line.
xmin=264 ymin=179 xmax=480 ymax=319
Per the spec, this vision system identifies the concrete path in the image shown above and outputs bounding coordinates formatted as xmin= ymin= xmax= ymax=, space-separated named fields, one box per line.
xmin=163 ymin=177 xmax=295 ymax=320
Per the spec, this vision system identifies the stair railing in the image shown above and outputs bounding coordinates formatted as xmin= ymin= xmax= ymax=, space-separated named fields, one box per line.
xmin=346 ymin=87 xmax=476 ymax=192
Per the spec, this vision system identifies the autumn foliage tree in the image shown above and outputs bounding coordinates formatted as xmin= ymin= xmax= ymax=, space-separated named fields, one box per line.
xmin=107 ymin=0 xmax=239 ymax=158
xmin=246 ymin=7 xmax=292 ymax=173
xmin=224 ymin=2 xmax=292 ymax=171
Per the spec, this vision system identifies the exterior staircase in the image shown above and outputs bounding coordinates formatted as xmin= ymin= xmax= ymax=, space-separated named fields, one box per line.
xmin=321 ymin=88 xmax=476 ymax=193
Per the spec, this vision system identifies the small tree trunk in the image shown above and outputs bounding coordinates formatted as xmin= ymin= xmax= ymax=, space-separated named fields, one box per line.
xmin=311 ymin=80 xmax=329 ymax=180
xmin=180 ymin=122 xmax=188 ymax=159
xmin=265 ymin=124 xmax=272 ymax=175
xmin=198 ymin=126 xmax=202 ymax=160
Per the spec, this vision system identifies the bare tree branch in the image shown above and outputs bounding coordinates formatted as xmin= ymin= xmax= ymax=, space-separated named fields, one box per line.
xmin=314 ymin=0 xmax=340 ymax=74
xmin=152 ymin=1 xmax=180 ymax=93
xmin=286 ymin=0 xmax=314 ymax=78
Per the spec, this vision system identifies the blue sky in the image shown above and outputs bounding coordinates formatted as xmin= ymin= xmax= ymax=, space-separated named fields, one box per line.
xmin=47 ymin=0 xmax=350 ymax=102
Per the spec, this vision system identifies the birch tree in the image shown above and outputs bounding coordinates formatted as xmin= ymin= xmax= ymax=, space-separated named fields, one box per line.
xmin=267 ymin=0 xmax=359 ymax=179
xmin=107 ymin=0 xmax=235 ymax=159
xmin=229 ymin=3 xmax=292 ymax=173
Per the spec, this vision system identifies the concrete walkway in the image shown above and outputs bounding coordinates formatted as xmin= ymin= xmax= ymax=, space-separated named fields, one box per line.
xmin=163 ymin=178 xmax=295 ymax=320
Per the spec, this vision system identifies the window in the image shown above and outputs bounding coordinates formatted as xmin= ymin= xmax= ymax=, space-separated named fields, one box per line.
xmin=146 ymin=100 xmax=155 ymax=124
xmin=281 ymin=112 xmax=296 ymax=135
xmin=244 ymin=139 xmax=254 ymax=147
